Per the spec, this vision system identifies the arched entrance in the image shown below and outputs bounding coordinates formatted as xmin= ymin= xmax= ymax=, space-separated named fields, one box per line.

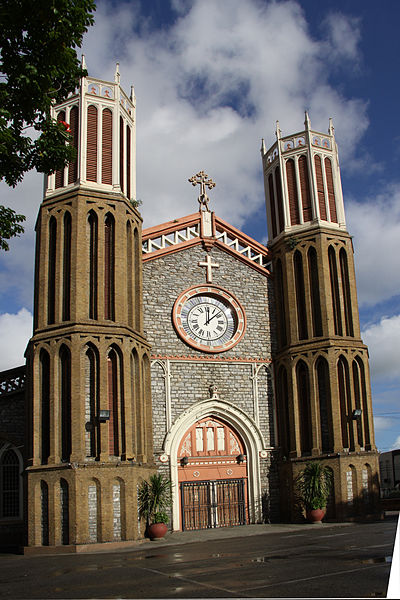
xmin=178 ymin=416 xmax=248 ymax=530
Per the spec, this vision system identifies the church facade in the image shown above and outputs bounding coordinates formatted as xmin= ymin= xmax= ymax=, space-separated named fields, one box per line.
xmin=0 ymin=68 xmax=380 ymax=550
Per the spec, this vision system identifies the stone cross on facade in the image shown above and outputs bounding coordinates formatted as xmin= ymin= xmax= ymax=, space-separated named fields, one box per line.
xmin=198 ymin=254 xmax=219 ymax=283
xmin=188 ymin=171 xmax=216 ymax=212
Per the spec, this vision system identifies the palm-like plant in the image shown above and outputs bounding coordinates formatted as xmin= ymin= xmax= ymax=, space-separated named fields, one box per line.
xmin=138 ymin=473 xmax=172 ymax=525
xmin=296 ymin=461 xmax=332 ymax=511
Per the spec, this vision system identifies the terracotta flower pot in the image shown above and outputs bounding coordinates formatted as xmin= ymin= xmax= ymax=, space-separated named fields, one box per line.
xmin=306 ymin=508 xmax=326 ymax=523
xmin=148 ymin=522 xmax=168 ymax=539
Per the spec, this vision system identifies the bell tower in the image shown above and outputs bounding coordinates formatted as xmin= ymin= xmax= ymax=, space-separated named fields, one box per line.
xmin=261 ymin=114 xmax=380 ymax=521
xmin=25 ymin=61 xmax=154 ymax=549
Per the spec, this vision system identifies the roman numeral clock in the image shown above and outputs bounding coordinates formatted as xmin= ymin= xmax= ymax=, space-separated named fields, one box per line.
xmin=172 ymin=172 xmax=246 ymax=353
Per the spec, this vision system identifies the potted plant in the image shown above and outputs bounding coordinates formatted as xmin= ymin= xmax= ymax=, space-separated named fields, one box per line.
xmin=296 ymin=461 xmax=332 ymax=523
xmin=138 ymin=473 xmax=172 ymax=539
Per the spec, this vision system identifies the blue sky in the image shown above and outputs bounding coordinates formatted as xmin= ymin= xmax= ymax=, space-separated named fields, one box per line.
xmin=0 ymin=0 xmax=399 ymax=452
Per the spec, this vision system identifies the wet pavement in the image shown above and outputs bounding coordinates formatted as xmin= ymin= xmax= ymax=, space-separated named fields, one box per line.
xmin=0 ymin=516 xmax=397 ymax=598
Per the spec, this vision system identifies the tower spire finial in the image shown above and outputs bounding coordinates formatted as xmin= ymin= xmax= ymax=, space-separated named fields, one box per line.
xmin=275 ymin=120 xmax=282 ymax=140
xmin=328 ymin=117 xmax=335 ymax=136
xmin=81 ymin=54 xmax=87 ymax=71
xmin=304 ymin=111 xmax=311 ymax=130
xmin=188 ymin=171 xmax=216 ymax=212
xmin=114 ymin=62 xmax=120 ymax=84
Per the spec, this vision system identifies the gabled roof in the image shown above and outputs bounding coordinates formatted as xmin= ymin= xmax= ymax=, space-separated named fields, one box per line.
xmin=142 ymin=211 xmax=272 ymax=277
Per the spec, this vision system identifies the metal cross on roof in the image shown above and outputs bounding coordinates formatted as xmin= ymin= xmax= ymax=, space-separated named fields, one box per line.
xmin=188 ymin=171 xmax=216 ymax=212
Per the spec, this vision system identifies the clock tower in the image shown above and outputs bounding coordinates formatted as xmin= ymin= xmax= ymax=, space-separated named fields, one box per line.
xmin=261 ymin=114 xmax=380 ymax=521
xmin=24 ymin=62 xmax=154 ymax=549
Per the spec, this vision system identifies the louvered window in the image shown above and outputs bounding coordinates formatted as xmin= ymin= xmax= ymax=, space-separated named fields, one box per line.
xmin=102 ymin=108 xmax=113 ymax=184
xmin=68 ymin=106 xmax=79 ymax=184
xmin=86 ymin=105 xmax=98 ymax=182
xmin=314 ymin=155 xmax=327 ymax=220
xmin=325 ymin=158 xmax=337 ymax=222
xmin=55 ymin=111 xmax=66 ymax=188
xmin=286 ymin=159 xmax=300 ymax=225
xmin=328 ymin=246 xmax=342 ymax=335
xmin=299 ymin=155 xmax=312 ymax=222
xmin=120 ymin=117 xmax=124 ymax=193
xmin=126 ymin=125 xmax=131 ymax=199
xmin=275 ymin=167 xmax=284 ymax=233
xmin=104 ymin=214 xmax=115 ymax=321
xmin=268 ymin=174 xmax=277 ymax=238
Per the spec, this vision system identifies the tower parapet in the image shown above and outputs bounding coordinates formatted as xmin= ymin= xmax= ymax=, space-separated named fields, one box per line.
xmin=261 ymin=114 xmax=345 ymax=243
xmin=45 ymin=59 xmax=136 ymax=201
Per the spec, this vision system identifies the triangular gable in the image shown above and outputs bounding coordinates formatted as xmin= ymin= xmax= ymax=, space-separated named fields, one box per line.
xmin=142 ymin=211 xmax=272 ymax=277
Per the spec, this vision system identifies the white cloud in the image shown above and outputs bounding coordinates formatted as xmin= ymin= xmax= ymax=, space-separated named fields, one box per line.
xmin=347 ymin=185 xmax=400 ymax=307
xmin=321 ymin=13 xmax=361 ymax=65
xmin=373 ymin=416 xmax=393 ymax=432
xmin=362 ymin=314 xmax=400 ymax=381
xmin=0 ymin=309 xmax=32 ymax=371
xmin=391 ymin=436 xmax=400 ymax=451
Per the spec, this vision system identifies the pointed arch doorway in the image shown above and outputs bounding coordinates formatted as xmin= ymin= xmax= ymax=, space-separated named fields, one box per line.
xmin=178 ymin=416 xmax=248 ymax=530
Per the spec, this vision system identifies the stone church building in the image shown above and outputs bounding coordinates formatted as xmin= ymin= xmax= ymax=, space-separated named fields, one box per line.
xmin=0 ymin=67 xmax=380 ymax=550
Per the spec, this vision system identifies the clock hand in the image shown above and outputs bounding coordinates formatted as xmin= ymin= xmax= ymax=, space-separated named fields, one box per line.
xmin=205 ymin=306 xmax=210 ymax=325
xmin=207 ymin=310 xmax=223 ymax=324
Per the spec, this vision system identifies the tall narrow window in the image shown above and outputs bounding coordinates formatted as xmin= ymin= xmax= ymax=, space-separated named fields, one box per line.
xmin=55 ymin=111 xmax=66 ymax=188
xmin=352 ymin=360 xmax=364 ymax=448
xmin=277 ymin=366 xmax=291 ymax=456
xmin=104 ymin=214 xmax=115 ymax=320
xmin=60 ymin=479 xmax=69 ymax=545
xmin=286 ymin=159 xmax=300 ymax=225
xmin=88 ymin=211 xmax=98 ymax=319
xmin=338 ymin=356 xmax=353 ymax=450
xmin=268 ymin=174 xmax=277 ymax=238
xmin=356 ymin=357 xmax=371 ymax=449
xmin=120 ymin=117 xmax=124 ymax=193
xmin=86 ymin=105 xmax=98 ymax=182
xmin=299 ymin=155 xmax=312 ymax=222
xmin=314 ymin=155 xmax=327 ymax=220
xmin=325 ymin=158 xmax=337 ymax=223
xmin=68 ymin=106 xmax=79 ymax=184
xmin=0 ymin=446 xmax=21 ymax=518
xmin=126 ymin=125 xmax=131 ymax=199
xmin=131 ymin=349 xmax=141 ymax=457
xmin=127 ymin=222 xmax=133 ymax=327
xmin=308 ymin=247 xmax=322 ymax=337
xmin=134 ymin=228 xmax=141 ymax=330
xmin=40 ymin=349 xmax=50 ymax=464
xmin=274 ymin=167 xmax=284 ymax=233
xmin=294 ymin=251 xmax=308 ymax=340
xmin=47 ymin=217 xmax=57 ymax=325
xmin=296 ymin=361 xmax=312 ymax=455
xmin=107 ymin=348 xmax=124 ymax=456
xmin=60 ymin=345 xmax=72 ymax=462
xmin=340 ymin=248 xmax=354 ymax=336
xmin=316 ymin=358 xmax=332 ymax=453
xmin=62 ymin=212 xmax=71 ymax=321
xmin=328 ymin=246 xmax=342 ymax=335
xmin=102 ymin=108 xmax=113 ymax=184
xmin=275 ymin=259 xmax=287 ymax=348
xmin=85 ymin=345 xmax=99 ymax=458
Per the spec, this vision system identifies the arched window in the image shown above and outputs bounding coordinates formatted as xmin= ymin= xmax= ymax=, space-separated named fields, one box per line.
xmin=356 ymin=357 xmax=371 ymax=449
xmin=88 ymin=211 xmax=98 ymax=319
xmin=299 ymin=155 xmax=312 ymax=222
xmin=308 ymin=247 xmax=322 ymax=337
xmin=120 ymin=116 xmax=124 ymax=193
xmin=296 ymin=361 xmax=312 ymax=455
xmin=104 ymin=213 xmax=115 ymax=321
xmin=275 ymin=259 xmax=287 ymax=348
xmin=274 ymin=166 xmax=284 ymax=233
xmin=127 ymin=221 xmax=133 ymax=328
xmin=55 ymin=111 xmax=66 ymax=188
xmin=47 ymin=216 xmax=57 ymax=325
xmin=340 ymin=248 xmax=354 ymax=336
xmin=277 ymin=366 xmax=291 ymax=456
xmin=131 ymin=349 xmax=141 ymax=457
xmin=126 ymin=124 xmax=131 ymax=199
xmin=68 ymin=105 xmax=79 ymax=184
xmin=294 ymin=251 xmax=308 ymax=340
xmin=60 ymin=478 xmax=69 ymax=545
xmin=328 ymin=246 xmax=342 ymax=336
xmin=325 ymin=158 xmax=337 ymax=223
xmin=314 ymin=155 xmax=327 ymax=220
xmin=134 ymin=228 xmax=141 ymax=330
xmin=86 ymin=105 xmax=98 ymax=182
xmin=40 ymin=349 xmax=50 ymax=464
xmin=102 ymin=108 xmax=113 ymax=184
xmin=85 ymin=345 xmax=100 ymax=458
xmin=268 ymin=174 xmax=277 ymax=238
xmin=60 ymin=345 xmax=72 ymax=462
xmin=62 ymin=211 xmax=71 ymax=321
xmin=0 ymin=445 xmax=22 ymax=519
xmin=338 ymin=356 xmax=353 ymax=450
xmin=286 ymin=159 xmax=300 ymax=225
xmin=107 ymin=347 xmax=125 ymax=457
xmin=316 ymin=358 xmax=332 ymax=453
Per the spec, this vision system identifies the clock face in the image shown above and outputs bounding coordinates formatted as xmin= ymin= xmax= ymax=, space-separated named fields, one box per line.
xmin=173 ymin=285 xmax=246 ymax=353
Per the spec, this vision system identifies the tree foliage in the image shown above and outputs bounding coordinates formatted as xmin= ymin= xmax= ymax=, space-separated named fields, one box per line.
xmin=0 ymin=205 xmax=25 ymax=251
xmin=0 ymin=0 xmax=95 ymax=248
